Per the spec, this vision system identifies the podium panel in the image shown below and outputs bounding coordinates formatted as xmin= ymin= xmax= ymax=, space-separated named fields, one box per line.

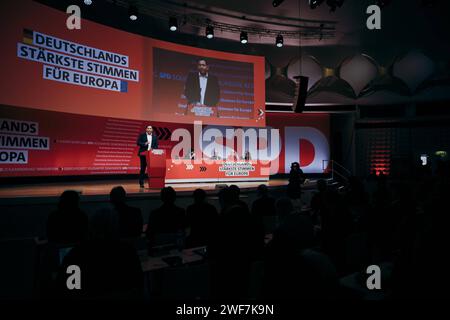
xmin=165 ymin=160 xmax=270 ymax=183
xmin=140 ymin=149 xmax=166 ymax=189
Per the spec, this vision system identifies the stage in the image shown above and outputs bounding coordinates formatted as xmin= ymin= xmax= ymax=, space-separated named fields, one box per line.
xmin=0 ymin=177 xmax=321 ymax=199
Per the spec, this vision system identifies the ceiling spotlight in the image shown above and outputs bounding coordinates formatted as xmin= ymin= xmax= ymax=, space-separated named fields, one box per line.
xmin=169 ymin=17 xmax=178 ymax=31
xmin=276 ymin=34 xmax=283 ymax=47
xmin=84 ymin=0 xmax=93 ymax=5
xmin=206 ymin=25 xmax=214 ymax=39
xmin=272 ymin=0 xmax=285 ymax=7
xmin=128 ymin=5 xmax=138 ymax=21
xmin=240 ymin=31 xmax=248 ymax=44
xmin=326 ymin=0 xmax=345 ymax=12
xmin=309 ymin=0 xmax=324 ymax=9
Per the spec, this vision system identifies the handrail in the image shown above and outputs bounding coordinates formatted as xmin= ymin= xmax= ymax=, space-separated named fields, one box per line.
xmin=332 ymin=160 xmax=352 ymax=175
xmin=332 ymin=169 xmax=349 ymax=182
xmin=322 ymin=159 xmax=352 ymax=183
xmin=322 ymin=159 xmax=331 ymax=172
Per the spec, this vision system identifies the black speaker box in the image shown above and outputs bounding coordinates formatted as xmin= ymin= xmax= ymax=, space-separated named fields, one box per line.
xmin=293 ymin=76 xmax=309 ymax=113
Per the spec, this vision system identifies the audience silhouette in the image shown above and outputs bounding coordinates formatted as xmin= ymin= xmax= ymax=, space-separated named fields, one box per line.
xmin=110 ymin=186 xmax=143 ymax=239
xmin=38 ymin=167 xmax=450 ymax=300
xmin=55 ymin=208 xmax=144 ymax=299
xmin=46 ymin=190 xmax=88 ymax=245
xmin=146 ymin=187 xmax=186 ymax=249
xmin=251 ymin=184 xmax=276 ymax=217
xmin=185 ymin=189 xmax=218 ymax=248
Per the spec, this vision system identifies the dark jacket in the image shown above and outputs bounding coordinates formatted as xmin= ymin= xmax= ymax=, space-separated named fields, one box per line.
xmin=186 ymin=202 xmax=219 ymax=247
xmin=56 ymin=239 xmax=144 ymax=299
xmin=184 ymin=72 xmax=220 ymax=107
xmin=147 ymin=204 xmax=186 ymax=236
xmin=115 ymin=204 xmax=144 ymax=238
xmin=136 ymin=133 xmax=158 ymax=156
xmin=46 ymin=208 xmax=88 ymax=244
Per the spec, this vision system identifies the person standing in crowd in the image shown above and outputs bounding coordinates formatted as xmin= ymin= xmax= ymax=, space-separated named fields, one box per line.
xmin=287 ymin=162 xmax=305 ymax=199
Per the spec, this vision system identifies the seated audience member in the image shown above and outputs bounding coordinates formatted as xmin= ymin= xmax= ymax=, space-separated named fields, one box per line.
xmin=56 ymin=209 xmax=144 ymax=299
xmin=110 ymin=186 xmax=143 ymax=238
xmin=46 ymin=190 xmax=88 ymax=245
xmin=311 ymin=179 xmax=328 ymax=207
xmin=319 ymin=192 xmax=354 ymax=273
xmin=208 ymin=204 xmax=265 ymax=299
xmin=146 ymin=187 xmax=186 ymax=247
xmin=392 ymin=183 xmax=450 ymax=299
xmin=228 ymin=184 xmax=249 ymax=210
xmin=275 ymin=197 xmax=296 ymax=225
xmin=218 ymin=185 xmax=265 ymax=243
xmin=218 ymin=185 xmax=246 ymax=212
xmin=218 ymin=187 xmax=235 ymax=212
xmin=372 ymin=173 xmax=392 ymax=209
xmin=343 ymin=176 xmax=370 ymax=229
xmin=264 ymin=209 xmax=337 ymax=299
xmin=273 ymin=198 xmax=317 ymax=252
xmin=185 ymin=189 xmax=219 ymax=248
xmin=251 ymin=184 xmax=276 ymax=217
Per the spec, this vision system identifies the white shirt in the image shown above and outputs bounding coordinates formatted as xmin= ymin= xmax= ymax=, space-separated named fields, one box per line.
xmin=199 ymin=73 xmax=208 ymax=105
xmin=146 ymin=133 xmax=153 ymax=151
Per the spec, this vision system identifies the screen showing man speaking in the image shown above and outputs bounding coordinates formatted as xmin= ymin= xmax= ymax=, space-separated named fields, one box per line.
xmin=152 ymin=48 xmax=263 ymax=126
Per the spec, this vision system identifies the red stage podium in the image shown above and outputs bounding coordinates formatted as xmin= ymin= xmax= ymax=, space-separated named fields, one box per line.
xmin=140 ymin=149 xmax=166 ymax=189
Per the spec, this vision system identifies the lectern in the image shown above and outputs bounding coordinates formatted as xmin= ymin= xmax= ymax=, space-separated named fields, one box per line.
xmin=140 ymin=149 xmax=166 ymax=189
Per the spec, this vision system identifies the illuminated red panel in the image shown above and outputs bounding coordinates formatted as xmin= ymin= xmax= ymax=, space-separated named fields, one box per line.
xmin=299 ymin=139 xmax=315 ymax=167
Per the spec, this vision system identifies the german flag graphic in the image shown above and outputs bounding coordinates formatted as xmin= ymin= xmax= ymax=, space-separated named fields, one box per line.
xmin=23 ymin=29 xmax=33 ymax=45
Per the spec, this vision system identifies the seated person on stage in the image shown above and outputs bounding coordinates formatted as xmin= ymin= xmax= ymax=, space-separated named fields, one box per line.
xmin=184 ymin=58 xmax=220 ymax=117
xmin=226 ymin=151 xmax=240 ymax=161
xmin=209 ymin=149 xmax=221 ymax=160
xmin=187 ymin=148 xmax=196 ymax=160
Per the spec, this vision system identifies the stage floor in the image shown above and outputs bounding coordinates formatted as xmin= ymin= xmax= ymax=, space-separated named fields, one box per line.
xmin=0 ymin=178 xmax=313 ymax=199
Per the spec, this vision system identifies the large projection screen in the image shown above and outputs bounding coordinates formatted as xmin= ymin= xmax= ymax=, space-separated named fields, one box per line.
xmin=0 ymin=0 xmax=266 ymax=128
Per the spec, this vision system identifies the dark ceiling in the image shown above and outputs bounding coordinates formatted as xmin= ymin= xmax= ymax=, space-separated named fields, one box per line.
xmin=37 ymin=0 xmax=450 ymax=51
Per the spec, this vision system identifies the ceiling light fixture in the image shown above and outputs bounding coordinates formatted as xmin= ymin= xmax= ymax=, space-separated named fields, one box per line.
xmin=276 ymin=34 xmax=283 ymax=47
xmin=128 ymin=5 xmax=138 ymax=21
xmin=206 ymin=25 xmax=214 ymax=39
xmin=169 ymin=17 xmax=178 ymax=31
xmin=240 ymin=31 xmax=248 ymax=44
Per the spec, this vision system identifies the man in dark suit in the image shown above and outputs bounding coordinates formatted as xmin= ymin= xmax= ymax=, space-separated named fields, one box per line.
xmin=184 ymin=59 xmax=220 ymax=116
xmin=136 ymin=125 xmax=158 ymax=188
